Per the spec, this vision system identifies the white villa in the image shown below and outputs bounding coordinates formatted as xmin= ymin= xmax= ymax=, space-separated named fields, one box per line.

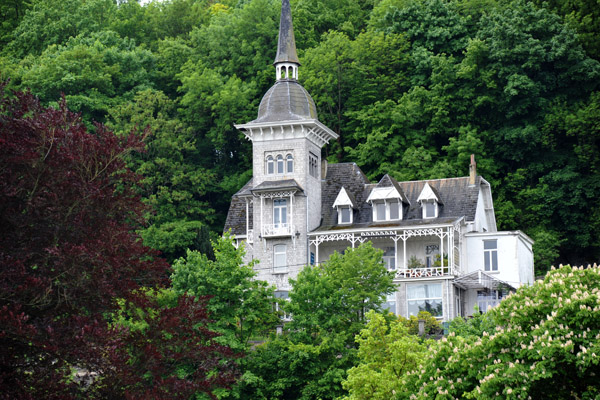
xmin=224 ymin=0 xmax=534 ymax=321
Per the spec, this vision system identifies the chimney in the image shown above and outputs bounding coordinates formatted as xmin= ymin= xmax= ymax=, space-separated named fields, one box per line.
xmin=469 ymin=154 xmax=477 ymax=185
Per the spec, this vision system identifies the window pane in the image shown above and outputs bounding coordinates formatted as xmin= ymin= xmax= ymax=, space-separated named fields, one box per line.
xmin=376 ymin=202 xmax=386 ymax=220
xmin=287 ymin=155 xmax=293 ymax=173
xmin=341 ymin=206 xmax=351 ymax=223
xmin=425 ymin=202 xmax=436 ymax=218
xmin=491 ymin=251 xmax=498 ymax=271
xmin=267 ymin=156 xmax=274 ymax=174
xmin=484 ymin=240 xmax=497 ymax=250
xmin=277 ymin=155 xmax=284 ymax=174
xmin=274 ymin=245 xmax=286 ymax=272
xmin=484 ymin=252 xmax=491 ymax=271
xmin=389 ymin=200 xmax=399 ymax=219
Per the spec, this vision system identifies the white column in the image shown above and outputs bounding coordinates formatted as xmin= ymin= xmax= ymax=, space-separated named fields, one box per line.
xmin=290 ymin=194 xmax=294 ymax=233
xmin=440 ymin=230 xmax=444 ymax=269
xmin=316 ymin=239 xmax=320 ymax=265
xmin=394 ymin=236 xmax=398 ymax=271
xmin=403 ymin=236 xmax=407 ymax=270
xmin=260 ymin=196 xmax=264 ymax=236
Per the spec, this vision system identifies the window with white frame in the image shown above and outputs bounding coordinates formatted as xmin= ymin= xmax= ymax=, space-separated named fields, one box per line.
xmin=422 ymin=200 xmax=438 ymax=219
xmin=273 ymin=199 xmax=287 ymax=228
xmin=407 ymin=283 xmax=443 ymax=317
xmin=266 ymin=155 xmax=274 ymax=175
xmin=373 ymin=201 xmax=386 ymax=221
xmin=372 ymin=200 xmax=402 ymax=221
xmin=477 ymin=289 xmax=503 ymax=312
xmin=286 ymin=154 xmax=294 ymax=173
xmin=309 ymin=152 xmax=319 ymax=178
xmin=382 ymin=292 xmax=397 ymax=315
xmin=483 ymin=239 xmax=498 ymax=271
xmin=338 ymin=205 xmax=352 ymax=224
xmin=382 ymin=247 xmax=396 ymax=271
xmin=276 ymin=155 xmax=284 ymax=174
xmin=273 ymin=244 xmax=287 ymax=273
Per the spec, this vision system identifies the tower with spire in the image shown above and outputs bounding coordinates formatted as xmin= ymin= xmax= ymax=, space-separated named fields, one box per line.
xmin=232 ymin=0 xmax=338 ymax=291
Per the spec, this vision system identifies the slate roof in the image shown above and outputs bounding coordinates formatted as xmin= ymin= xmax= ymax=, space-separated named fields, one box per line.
xmin=316 ymin=163 xmax=481 ymax=232
xmin=251 ymin=179 xmax=304 ymax=193
xmin=224 ymin=163 xmax=482 ymax=236
xmin=253 ymin=80 xmax=317 ymax=123
xmin=274 ymin=0 xmax=300 ymax=65
xmin=224 ymin=179 xmax=254 ymax=236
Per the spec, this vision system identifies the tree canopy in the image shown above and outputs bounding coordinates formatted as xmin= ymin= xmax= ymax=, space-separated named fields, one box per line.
xmin=1 ymin=0 xmax=599 ymax=272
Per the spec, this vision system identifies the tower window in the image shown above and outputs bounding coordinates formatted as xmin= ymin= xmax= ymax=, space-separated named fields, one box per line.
xmin=266 ymin=155 xmax=274 ymax=174
xmin=273 ymin=244 xmax=287 ymax=273
xmin=277 ymin=155 xmax=284 ymax=174
xmin=309 ymin=153 xmax=319 ymax=178
xmin=286 ymin=154 xmax=294 ymax=173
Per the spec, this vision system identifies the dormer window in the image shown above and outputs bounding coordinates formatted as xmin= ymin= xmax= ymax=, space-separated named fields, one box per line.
xmin=366 ymin=181 xmax=407 ymax=222
xmin=417 ymin=183 xmax=442 ymax=219
xmin=333 ymin=187 xmax=356 ymax=225
xmin=422 ymin=200 xmax=438 ymax=219
xmin=338 ymin=205 xmax=352 ymax=224
xmin=266 ymin=156 xmax=274 ymax=174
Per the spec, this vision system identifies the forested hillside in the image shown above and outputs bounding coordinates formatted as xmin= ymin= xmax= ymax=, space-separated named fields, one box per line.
xmin=2 ymin=0 xmax=599 ymax=269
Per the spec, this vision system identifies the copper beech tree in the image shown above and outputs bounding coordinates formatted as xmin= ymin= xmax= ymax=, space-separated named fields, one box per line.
xmin=0 ymin=86 xmax=238 ymax=399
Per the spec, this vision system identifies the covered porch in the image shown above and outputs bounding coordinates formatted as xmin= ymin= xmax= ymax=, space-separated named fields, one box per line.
xmin=308 ymin=223 xmax=462 ymax=278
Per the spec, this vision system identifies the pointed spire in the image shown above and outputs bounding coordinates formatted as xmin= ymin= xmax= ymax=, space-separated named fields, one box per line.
xmin=275 ymin=0 xmax=299 ymax=64
xmin=274 ymin=0 xmax=299 ymax=80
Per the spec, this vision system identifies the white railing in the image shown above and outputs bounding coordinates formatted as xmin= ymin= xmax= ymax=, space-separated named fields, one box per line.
xmin=395 ymin=266 xmax=454 ymax=279
xmin=261 ymin=223 xmax=294 ymax=237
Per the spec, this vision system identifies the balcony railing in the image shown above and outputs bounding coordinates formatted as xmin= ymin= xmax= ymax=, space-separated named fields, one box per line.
xmin=395 ymin=266 xmax=454 ymax=279
xmin=261 ymin=223 xmax=294 ymax=238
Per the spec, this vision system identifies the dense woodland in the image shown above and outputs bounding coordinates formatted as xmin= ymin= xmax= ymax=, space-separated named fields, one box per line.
xmin=1 ymin=0 xmax=599 ymax=268
xmin=1 ymin=0 xmax=600 ymax=398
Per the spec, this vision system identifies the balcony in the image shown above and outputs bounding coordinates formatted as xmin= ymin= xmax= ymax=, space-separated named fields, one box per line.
xmin=261 ymin=223 xmax=295 ymax=238
xmin=395 ymin=266 xmax=454 ymax=279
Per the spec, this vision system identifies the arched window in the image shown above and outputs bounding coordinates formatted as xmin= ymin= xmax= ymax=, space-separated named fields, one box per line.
xmin=276 ymin=155 xmax=284 ymax=174
xmin=286 ymin=154 xmax=294 ymax=173
xmin=266 ymin=155 xmax=274 ymax=174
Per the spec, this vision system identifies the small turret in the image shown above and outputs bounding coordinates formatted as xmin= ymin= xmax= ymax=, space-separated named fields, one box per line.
xmin=274 ymin=0 xmax=300 ymax=81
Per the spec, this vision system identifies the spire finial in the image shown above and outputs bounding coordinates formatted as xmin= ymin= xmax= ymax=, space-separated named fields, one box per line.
xmin=274 ymin=0 xmax=300 ymax=80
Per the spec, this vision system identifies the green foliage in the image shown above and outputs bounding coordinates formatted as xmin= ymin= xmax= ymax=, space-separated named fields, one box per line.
xmin=398 ymin=311 xmax=442 ymax=335
xmin=448 ymin=306 xmax=497 ymax=337
xmin=286 ymin=242 xmax=396 ymax=337
xmin=107 ymin=88 xmax=219 ymax=260
xmin=342 ymin=311 xmax=427 ymax=400
xmin=17 ymin=30 xmax=155 ymax=124
xmin=6 ymin=0 xmax=116 ymax=57
xmin=234 ymin=243 xmax=395 ymax=399
xmin=403 ymin=265 xmax=600 ymax=399
xmin=170 ymin=235 xmax=278 ymax=349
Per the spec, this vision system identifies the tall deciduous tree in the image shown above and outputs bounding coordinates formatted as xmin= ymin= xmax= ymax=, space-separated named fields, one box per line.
xmin=402 ymin=264 xmax=600 ymax=399
xmin=236 ymin=243 xmax=395 ymax=399
xmin=0 ymin=87 xmax=236 ymax=398
xmin=171 ymin=236 xmax=278 ymax=350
